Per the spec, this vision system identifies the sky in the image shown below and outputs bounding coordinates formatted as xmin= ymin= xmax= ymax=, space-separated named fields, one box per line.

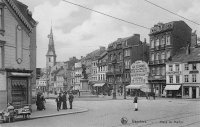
xmin=18 ymin=0 xmax=200 ymax=68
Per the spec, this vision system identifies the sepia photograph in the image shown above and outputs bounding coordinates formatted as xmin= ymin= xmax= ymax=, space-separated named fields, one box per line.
xmin=0 ymin=0 xmax=200 ymax=127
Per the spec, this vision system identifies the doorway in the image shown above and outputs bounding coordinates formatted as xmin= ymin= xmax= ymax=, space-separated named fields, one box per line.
xmin=192 ymin=87 xmax=196 ymax=98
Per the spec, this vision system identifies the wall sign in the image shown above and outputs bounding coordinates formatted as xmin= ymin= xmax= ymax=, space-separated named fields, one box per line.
xmin=130 ymin=61 xmax=149 ymax=84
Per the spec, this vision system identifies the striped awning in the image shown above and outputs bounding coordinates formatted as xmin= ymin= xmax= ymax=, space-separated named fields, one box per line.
xmin=126 ymin=85 xmax=142 ymax=89
xmin=93 ymin=83 xmax=105 ymax=87
xmin=164 ymin=85 xmax=181 ymax=90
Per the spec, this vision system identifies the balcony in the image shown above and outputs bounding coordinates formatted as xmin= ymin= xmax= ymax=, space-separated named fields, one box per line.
xmin=154 ymin=60 xmax=160 ymax=64
xmin=149 ymin=61 xmax=154 ymax=65
xmin=155 ymin=46 xmax=160 ymax=51
xmin=159 ymin=59 xmax=166 ymax=64
xmin=160 ymin=44 xmax=165 ymax=49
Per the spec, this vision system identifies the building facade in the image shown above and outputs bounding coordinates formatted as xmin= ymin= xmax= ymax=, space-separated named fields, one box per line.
xmin=148 ymin=21 xmax=192 ymax=96
xmin=93 ymin=51 xmax=109 ymax=95
xmin=166 ymin=45 xmax=200 ymax=99
xmin=107 ymin=34 xmax=149 ymax=96
xmin=0 ymin=0 xmax=37 ymax=110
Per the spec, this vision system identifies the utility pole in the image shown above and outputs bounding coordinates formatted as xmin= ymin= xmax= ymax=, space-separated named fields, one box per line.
xmin=122 ymin=49 xmax=126 ymax=99
xmin=112 ymin=58 xmax=117 ymax=99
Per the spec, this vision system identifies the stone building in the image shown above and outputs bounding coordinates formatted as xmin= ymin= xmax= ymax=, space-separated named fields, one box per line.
xmin=148 ymin=21 xmax=192 ymax=96
xmin=0 ymin=0 xmax=37 ymax=110
xmin=93 ymin=51 xmax=109 ymax=95
xmin=165 ymin=43 xmax=200 ymax=98
xmin=107 ymin=34 xmax=149 ymax=97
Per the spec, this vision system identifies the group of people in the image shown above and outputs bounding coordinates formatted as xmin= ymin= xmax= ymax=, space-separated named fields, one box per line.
xmin=55 ymin=91 xmax=74 ymax=111
xmin=36 ymin=92 xmax=46 ymax=111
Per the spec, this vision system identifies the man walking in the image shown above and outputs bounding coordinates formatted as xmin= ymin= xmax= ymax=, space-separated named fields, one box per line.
xmin=68 ymin=92 xmax=74 ymax=109
xmin=133 ymin=95 xmax=138 ymax=111
xmin=62 ymin=92 xmax=67 ymax=109
xmin=56 ymin=93 xmax=62 ymax=111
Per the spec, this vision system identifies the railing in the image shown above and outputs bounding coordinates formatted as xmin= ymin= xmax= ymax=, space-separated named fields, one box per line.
xmin=159 ymin=59 xmax=166 ymax=64
xmin=154 ymin=60 xmax=160 ymax=64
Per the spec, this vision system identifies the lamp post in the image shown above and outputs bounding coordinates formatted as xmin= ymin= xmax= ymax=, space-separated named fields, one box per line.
xmin=112 ymin=58 xmax=117 ymax=99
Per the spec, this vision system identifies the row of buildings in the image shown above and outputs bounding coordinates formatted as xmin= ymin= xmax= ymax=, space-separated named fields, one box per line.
xmin=36 ymin=20 xmax=200 ymax=99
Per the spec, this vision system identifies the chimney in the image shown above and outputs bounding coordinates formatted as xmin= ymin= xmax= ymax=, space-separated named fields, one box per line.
xmin=133 ymin=34 xmax=140 ymax=41
xmin=191 ymin=31 xmax=197 ymax=47
xmin=144 ymin=38 xmax=146 ymax=44
xmin=99 ymin=46 xmax=106 ymax=51
xmin=186 ymin=41 xmax=191 ymax=55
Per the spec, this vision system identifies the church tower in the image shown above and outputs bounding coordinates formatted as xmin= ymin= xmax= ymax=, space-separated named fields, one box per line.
xmin=46 ymin=26 xmax=56 ymax=74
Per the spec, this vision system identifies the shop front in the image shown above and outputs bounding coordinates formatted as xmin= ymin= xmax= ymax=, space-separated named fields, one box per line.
xmin=6 ymin=69 xmax=32 ymax=109
xmin=182 ymin=84 xmax=200 ymax=99
xmin=164 ymin=84 xmax=182 ymax=98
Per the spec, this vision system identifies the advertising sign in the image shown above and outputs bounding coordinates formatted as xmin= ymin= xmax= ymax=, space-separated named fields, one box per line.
xmin=130 ymin=61 xmax=149 ymax=84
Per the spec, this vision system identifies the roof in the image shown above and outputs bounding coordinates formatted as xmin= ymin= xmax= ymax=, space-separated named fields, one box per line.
xmin=170 ymin=47 xmax=200 ymax=63
xmin=14 ymin=0 xmax=37 ymax=27
xmin=108 ymin=36 xmax=132 ymax=47
xmin=56 ymin=68 xmax=65 ymax=76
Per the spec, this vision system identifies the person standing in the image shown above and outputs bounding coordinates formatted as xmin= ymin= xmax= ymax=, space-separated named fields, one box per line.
xmin=56 ymin=93 xmax=62 ymax=111
xmin=68 ymin=92 xmax=74 ymax=109
xmin=62 ymin=92 xmax=67 ymax=109
xmin=133 ymin=95 xmax=138 ymax=111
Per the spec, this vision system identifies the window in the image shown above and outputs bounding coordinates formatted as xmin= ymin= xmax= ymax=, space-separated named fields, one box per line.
xmin=124 ymin=41 xmax=128 ymax=46
xmin=0 ymin=42 xmax=4 ymax=68
xmin=124 ymin=49 xmax=130 ymax=56
xmin=161 ymin=52 xmax=165 ymax=60
xmin=110 ymin=55 xmax=113 ymax=61
xmin=185 ymin=64 xmax=189 ymax=70
xmin=192 ymin=74 xmax=196 ymax=82
xmin=169 ymin=65 xmax=173 ymax=71
xmin=184 ymin=75 xmax=189 ymax=82
xmin=192 ymin=64 xmax=197 ymax=70
xmin=124 ymin=59 xmax=131 ymax=69
xmin=0 ymin=3 xmax=5 ymax=35
xmin=151 ymin=53 xmax=154 ymax=61
xmin=155 ymin=39 xmax=159 ymax=46
xmin=49 ymin=58 xmax=51 ymax=62
xmin=176 ymin=76 xmax=180 ymax=83
xmin=156 ymin=53 xmax=159 ymax=60
xmin=169 ymin=75 xmax=173 ymax=83
xmin=175 ymin=64 xmax=179 ymax=72
xmin=184 ymin=87 xmax=189 ymax=96
xmin=166 ymin=51 xmax=171 ymax=59
xmin=161 ymin=67 xmax=166 ymax=75
xmin=161 ymin=37 xmax=165 ymax=46
xmin=119 ymin=52 xmax=122 ymax=60
xmin=150 ymin=39 xmax=154 ymax=48
xmin=156 ymin=67 xmax=160 ymax=75
xmin=166 ymin=35 xmax=170 ymax=45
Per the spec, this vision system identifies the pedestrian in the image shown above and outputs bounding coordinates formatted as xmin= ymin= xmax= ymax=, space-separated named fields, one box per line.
xmin=153 ymin=92 xmax=156 ymax=100
xmin=133 ymin=95 xmax=138 ymax=111
xmin=68 ymin=92 xmax=74 ymax=109
xmin=56 ymin=93 xmax=62 ymax=111
xmin=62 ymin=92 xmax=67 ymax=109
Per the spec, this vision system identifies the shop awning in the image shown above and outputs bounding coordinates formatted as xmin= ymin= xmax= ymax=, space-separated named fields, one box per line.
xmin=164 ymin=85 xmax=181 ymax=90
xmin=126 ymin=85 xmax=142 ymax=89
xmin=93 ymin=83 xmax=105 ymax=87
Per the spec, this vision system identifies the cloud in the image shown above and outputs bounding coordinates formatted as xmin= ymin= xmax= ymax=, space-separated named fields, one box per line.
xmin=31 ymin=0 xmax=200 ymax=68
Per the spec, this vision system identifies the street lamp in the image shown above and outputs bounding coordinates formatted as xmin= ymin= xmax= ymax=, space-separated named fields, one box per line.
xmin=112 ymin=58 xmax=117 ymax=99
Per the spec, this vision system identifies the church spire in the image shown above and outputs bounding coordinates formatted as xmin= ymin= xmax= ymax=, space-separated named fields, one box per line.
xmin=46 ymin=25 xmax=56 ymax=56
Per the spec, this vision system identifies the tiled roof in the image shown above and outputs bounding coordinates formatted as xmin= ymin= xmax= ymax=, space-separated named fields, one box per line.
xmin=171 ymin=47 xmax=200 ymax=63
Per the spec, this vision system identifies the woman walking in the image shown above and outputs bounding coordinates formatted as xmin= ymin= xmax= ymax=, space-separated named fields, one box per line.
xmin=133 ymin=95 xmax=138 ymax=111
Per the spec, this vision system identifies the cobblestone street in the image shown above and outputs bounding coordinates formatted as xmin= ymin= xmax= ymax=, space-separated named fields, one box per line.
xmin=1 ymin=98 xmax=200 ymax=127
